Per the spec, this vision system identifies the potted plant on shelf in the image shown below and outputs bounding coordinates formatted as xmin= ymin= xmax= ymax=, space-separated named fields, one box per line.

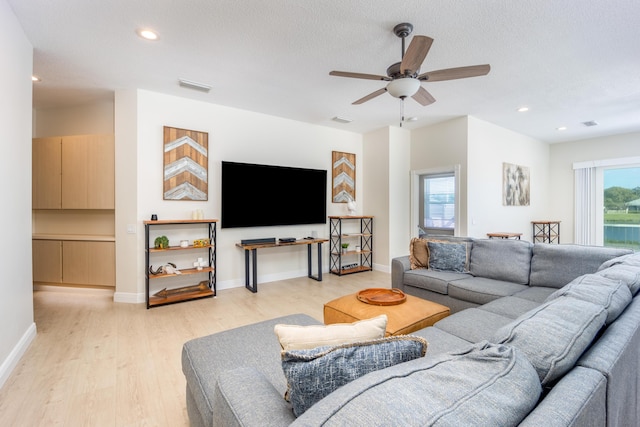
xmin=154 ymin=235 xmax=169 ymax=249
xmin=341 ymin=243 xmax=349 ymax=254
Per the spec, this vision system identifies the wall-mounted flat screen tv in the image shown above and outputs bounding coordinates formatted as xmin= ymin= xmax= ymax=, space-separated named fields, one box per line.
xmin=221 ymin=161 xmax=327 ymax=228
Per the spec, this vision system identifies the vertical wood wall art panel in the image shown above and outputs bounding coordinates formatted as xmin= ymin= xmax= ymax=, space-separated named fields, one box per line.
xmin=163 ymin=126 xmax=208 ymax=200
xmin=332 ymin=151 xmax=356 ymax=203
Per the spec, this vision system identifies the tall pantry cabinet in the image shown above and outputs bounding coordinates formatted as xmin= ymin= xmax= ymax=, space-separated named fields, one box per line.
xmin=32 ymin=134 xmax=116 ymax=288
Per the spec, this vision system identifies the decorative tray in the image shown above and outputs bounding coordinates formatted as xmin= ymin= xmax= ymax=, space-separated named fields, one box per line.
xmin=356 ymin=288 xmax=406 ymax=306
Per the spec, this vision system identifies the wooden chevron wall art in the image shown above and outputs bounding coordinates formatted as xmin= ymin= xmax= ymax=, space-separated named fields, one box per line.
xmin=163 ymin=126 xmax=208 ymax=201
xmin=332 ymin=151 xmax=356 ymax=203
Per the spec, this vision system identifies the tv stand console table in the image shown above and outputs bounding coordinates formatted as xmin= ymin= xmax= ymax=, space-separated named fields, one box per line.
xmin=236 ymin=238 xmax=328 ymax=293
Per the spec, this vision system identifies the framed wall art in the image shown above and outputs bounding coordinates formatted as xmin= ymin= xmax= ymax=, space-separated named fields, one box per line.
xmin=502 ymin=162 xmax=530 ymax=206
xmin=163 ymin=126 xmax=208 ymax=201
xmin=332 ymin=151 xmax=355 ymax=203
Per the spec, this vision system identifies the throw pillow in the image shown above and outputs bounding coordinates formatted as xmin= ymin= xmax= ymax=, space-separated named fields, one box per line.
xmin=409 ymin=237 xmax=429 ymax=269
xmin=274 ymin=314 xmax=387 ymax=351
xmin=281 ymin=335 xmax=428 ymax=417
xmin=427 ymin=241 xmax=469 ymax=272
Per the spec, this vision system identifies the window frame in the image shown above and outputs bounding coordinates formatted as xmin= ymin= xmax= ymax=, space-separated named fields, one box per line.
xmin=411 ymin=165 xmax=461 ymax=238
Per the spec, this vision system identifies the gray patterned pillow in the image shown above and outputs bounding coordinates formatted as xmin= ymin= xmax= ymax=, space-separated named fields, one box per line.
xmin=281 ymin=336 xmax=427 ymax=416
xmin=428 ymin=241 xmax=469 ymax=272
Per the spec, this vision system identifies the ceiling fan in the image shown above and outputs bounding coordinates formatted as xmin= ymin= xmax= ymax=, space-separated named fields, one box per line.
xmin=329 ymin=23 xmax=491 ymax=107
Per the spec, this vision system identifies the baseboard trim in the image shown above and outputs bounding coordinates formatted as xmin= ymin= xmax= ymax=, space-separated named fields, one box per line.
xmin=0 ymin=322 xmax=37 ymax=389
xmin=34 ymin=284 xmax=115 ymax=296
xmin=113 ymin=292 xmax=145 ymax=304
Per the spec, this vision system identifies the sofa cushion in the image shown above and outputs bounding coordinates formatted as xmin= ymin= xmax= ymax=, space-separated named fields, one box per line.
xmin=214 ymin=367 xmax=297 ymax=426
xmin=478 ymin=296 xmax=542 ymax=319
xmin=408 ymin=237 xmax=429 ymax=269
xmin=519 ymin=366 xmax=607 ymax=427
xmin=292 ymin=341 xmax=541 ymax=426
xmin=529 ymin=244 xmax=632 ymax=289
xmin=281 ymin=336 xmax=427 ymax=417
xmin=512 ymin=286 xmax=557 ymax=303
xmin=274 ymin=314 xmax=387 ymax=350
xmin=492 ymin=297 xmax=607 ymax=386
xmin=597 ymin=252 xmax=640 ymax=270
xmin=434 ymin=308 xmax=514 ymax=343
xmin=596 ymin=264 xmax=640 ymax=296
xmin=427 ymin=241 xmax=470 ymax=272
xmin=546 ymin=274 xmax=632 ymax=325
xmin=448 ymin=276 xmax=529 ymax=305
xmin=181 ymin=313 xmax=320 ymax=426
xmin=576 ymin=297 xmax=640 ymax=426
xmin=469 ymin=239 xmax=532 ymax=284
xmin=403 ymin=268 xmax=470 ymax=295
xmin=411 ymin=326 xmax=475 ymax=356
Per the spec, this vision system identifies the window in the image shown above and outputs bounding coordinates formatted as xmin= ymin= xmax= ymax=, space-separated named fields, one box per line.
xmin=603 ymin=167 xmax=640 ymax=250
xmin=412 ymin=167 xmax=459 ymax=237
xmin=575 ymin=157 xmax=640 ymax=251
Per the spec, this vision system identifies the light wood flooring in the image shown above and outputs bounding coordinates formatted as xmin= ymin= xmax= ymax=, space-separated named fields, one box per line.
xmin=0 ymin=271 xmax=390 ymax=426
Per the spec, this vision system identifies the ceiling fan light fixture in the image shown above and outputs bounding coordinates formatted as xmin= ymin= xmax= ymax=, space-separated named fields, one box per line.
xmin=386 ymin=78 xmax=420 ymax=99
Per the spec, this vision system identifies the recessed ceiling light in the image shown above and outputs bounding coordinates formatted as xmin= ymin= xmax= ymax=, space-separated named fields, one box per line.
xmin=406 ymin=116 xmax=418 ymax=122
xmin=32 ymin=75 xmax=41 ymax=82
xmin=332 ymin=116 xmax=352 ymax=124
xmin=556 ymin=126 xmax=567 ymax=131
xmin=517 ymin=106 xmax=529 ymax=112
xmin=137 ymin=28 xmax=159 ymax=40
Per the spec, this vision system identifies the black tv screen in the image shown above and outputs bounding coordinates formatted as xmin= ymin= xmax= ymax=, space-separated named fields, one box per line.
xmin=221 ymin=161 xmax=327 ymax=228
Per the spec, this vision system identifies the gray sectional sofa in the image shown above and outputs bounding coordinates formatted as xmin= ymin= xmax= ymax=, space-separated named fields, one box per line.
xmin=182 ymin=239 xmax=640 ymax=426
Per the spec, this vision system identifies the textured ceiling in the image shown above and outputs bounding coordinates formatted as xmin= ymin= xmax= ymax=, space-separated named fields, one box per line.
xmin=7 ymin=0 xmax=640 ymax=143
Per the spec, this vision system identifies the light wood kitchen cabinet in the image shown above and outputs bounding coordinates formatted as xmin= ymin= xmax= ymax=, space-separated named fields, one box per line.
xmin=62 ymin=241 xmax=115 ymax=286
xmin=32 ymin=137 xmax=62 ymax=209
xmin=62 ymin=134 xmax=114 ymax=209
xmin=33 ymin=238 xmax=115 ymax=287
xmin=32 ymin=134 xmax=114 ymax=210
xmin=32 ymin=240 xmax=63 ymax=283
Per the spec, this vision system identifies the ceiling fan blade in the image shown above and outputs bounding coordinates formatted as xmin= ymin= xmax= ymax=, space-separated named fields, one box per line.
xmin=352 ymin=88 xmax=387 ymax=105
xmin=412 ymin=86 xmax=436 ymax=106
xmin=418 ymin=64 xmax=491 ymax=82
xmin=330 ymin=71 xmax=391 ymax=81
xmin=400 ymin=36 xmax=434 ymax=75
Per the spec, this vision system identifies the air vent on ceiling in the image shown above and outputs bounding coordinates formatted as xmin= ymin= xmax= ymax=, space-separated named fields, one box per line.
xmin=178 ymin=78 xmax=211 ymax=92
xmin=582 ymin=120 xmax=599 ymax=127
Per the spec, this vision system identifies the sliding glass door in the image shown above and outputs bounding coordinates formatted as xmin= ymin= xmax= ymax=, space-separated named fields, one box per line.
xmin=603 ymin=167 xmax=640 ymax=250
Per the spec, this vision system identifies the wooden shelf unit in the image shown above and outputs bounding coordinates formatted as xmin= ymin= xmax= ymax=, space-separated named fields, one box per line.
xmin=532 ymin=220 xmax=561 ymax=244
xmin=329 ymin=216 xmax=373 ymax=276
xmin=144 ymin=219 xmax=217 ymax=308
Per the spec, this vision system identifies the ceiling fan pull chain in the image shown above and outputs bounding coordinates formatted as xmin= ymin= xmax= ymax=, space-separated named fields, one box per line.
xmin=400 ymin=99 xmax=404 ymax=127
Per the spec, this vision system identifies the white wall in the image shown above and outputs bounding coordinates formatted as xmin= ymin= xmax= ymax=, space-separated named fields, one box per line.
xmin=388 ymin=126 xmax=411 ymax=261
xmin=0 ymin=0 xmax=36 ymax=388
xmin=409 ymin=116 xmax=550 ymax=241
xmin=114 ymin=89 xmax=363 ymax=300
xmin=363 ymin=128 xmax=391 ymax=270
xmin=467 ymin=116 xmax=549 ymax=240
xmin=33 ymin=100 xmax=114 ymax=137
xmin=410 ymin=117 xmax=469 ymax=236
xmin=549 ymin=131 xmax=640 ymax=243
